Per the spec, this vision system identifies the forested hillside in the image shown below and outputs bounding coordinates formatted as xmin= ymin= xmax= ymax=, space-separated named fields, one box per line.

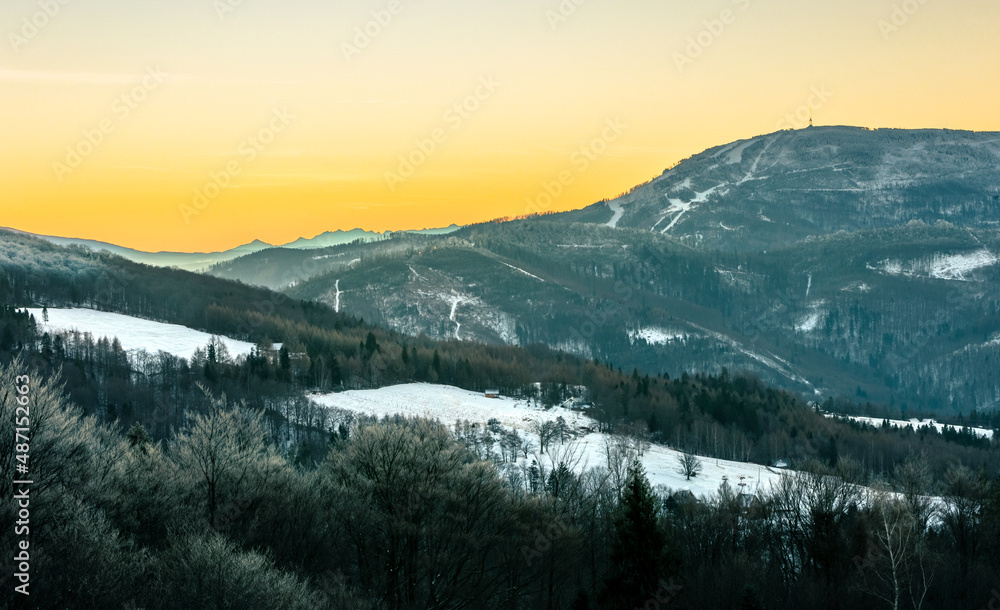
xmin=3 ymin=358 xmax=1000 ymax=610
xmin=252 ymin=219 xmax=1000 ymax=414
xmin=3 ymin=229 xmax=1000 ymax=609
xmin=187 ymin=128 xmax=1000 ymax=415
xmin=3 ymin=228 xmax=997 ymax=476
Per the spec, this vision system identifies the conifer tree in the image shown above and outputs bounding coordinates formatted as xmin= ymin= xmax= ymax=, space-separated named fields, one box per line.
xmin=600 ymin=460 xmax=666 ymax=609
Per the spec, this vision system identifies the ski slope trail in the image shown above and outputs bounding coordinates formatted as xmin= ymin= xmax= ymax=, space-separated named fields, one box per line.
xmin=606 ymin=201 xmax=624 ymax=228
xmin=448 ymin=295 xmax=462 ymax=340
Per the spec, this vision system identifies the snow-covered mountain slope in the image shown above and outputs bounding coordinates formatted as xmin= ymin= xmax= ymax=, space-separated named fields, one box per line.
xmin=25 ymin=308 xmax=256 ymax=360
xmin=561 ymin=126 xmax=1000 ymax=251
xmin=312 ymin=383 xmax=789 ymax=498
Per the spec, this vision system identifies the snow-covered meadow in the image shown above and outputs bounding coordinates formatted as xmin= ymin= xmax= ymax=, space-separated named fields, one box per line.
xmin=828 ymin=413 xmax=994 ymax=440
xmin=312 ymin=383 xmax=789 ymax=499
xmin=25 ymin=307 xmax=256 ymax=360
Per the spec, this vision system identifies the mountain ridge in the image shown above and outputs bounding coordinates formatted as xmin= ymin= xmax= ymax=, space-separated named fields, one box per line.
xmin=557 ymin=125 xmax=1000 ymax=251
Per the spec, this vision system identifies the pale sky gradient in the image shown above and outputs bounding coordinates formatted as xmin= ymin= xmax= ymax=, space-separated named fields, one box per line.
xmin=2 ymin=0 xmax=998 ymax=252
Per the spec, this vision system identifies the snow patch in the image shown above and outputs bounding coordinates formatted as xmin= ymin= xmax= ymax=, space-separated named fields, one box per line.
xmin=795 ymin=300 xmax=827 ymax=333
xmin=628 ymin=327 xmax=691 ymax=345
xmin=869 ymin=249 xmax=998 ymax=281
xmin=841 ymin=282 xmax=871 ymax=293
xmin=929 ymin=250 xmax=997 ymax=280
xmin=795 ymin=311 xmax=822 ymax=333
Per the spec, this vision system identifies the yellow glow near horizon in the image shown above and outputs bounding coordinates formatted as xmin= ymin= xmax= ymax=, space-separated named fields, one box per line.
xmin=2 ymin=0 xmax=999 ymax=252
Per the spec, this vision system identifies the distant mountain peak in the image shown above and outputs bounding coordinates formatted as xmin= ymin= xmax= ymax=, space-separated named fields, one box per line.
xmin=233 ymin=239 xmax=274 ymax=251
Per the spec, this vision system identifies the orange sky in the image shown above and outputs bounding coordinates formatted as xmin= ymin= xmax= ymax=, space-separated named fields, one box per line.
xmin=2 ymin=0 xmax=999 ymax=252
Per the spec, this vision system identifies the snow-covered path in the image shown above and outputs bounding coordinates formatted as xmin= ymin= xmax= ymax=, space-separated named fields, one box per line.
xmin=448 ymin=296 xmax=462 ymax=340
xmin=333 ymin=280 xmax=342 ymax=313
xmin=738 ymin=135 xmax=778 ymax=184
xmin=498 ymin=261 xmax=545 ymax=282
xmin=661 ymin=184 xmax=723 ymax=234
xmin=606 ymin=201 xmax=624 ymax=228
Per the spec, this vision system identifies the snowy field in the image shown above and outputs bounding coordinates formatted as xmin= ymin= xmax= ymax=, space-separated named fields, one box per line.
xmin=24 ymin=308 xmax=256 ymax=361
xmin=312 ymin=383 xmax=790 ymax=498
xmin=869 ymin=249 xmax=998 ymax=281
xmin=828 ymin=413 xmax=994 ymax=440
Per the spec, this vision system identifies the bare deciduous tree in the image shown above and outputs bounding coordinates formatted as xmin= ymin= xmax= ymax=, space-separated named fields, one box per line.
xmin=677 ymin=452 xmax=703 ymax=481
xmin=173 ymin=386 xmax=281 ymax=528
xmin=859 ymin=491 xmax=934 ymax=610
xmin=604 ymin=434 xmax=637 ymax=495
